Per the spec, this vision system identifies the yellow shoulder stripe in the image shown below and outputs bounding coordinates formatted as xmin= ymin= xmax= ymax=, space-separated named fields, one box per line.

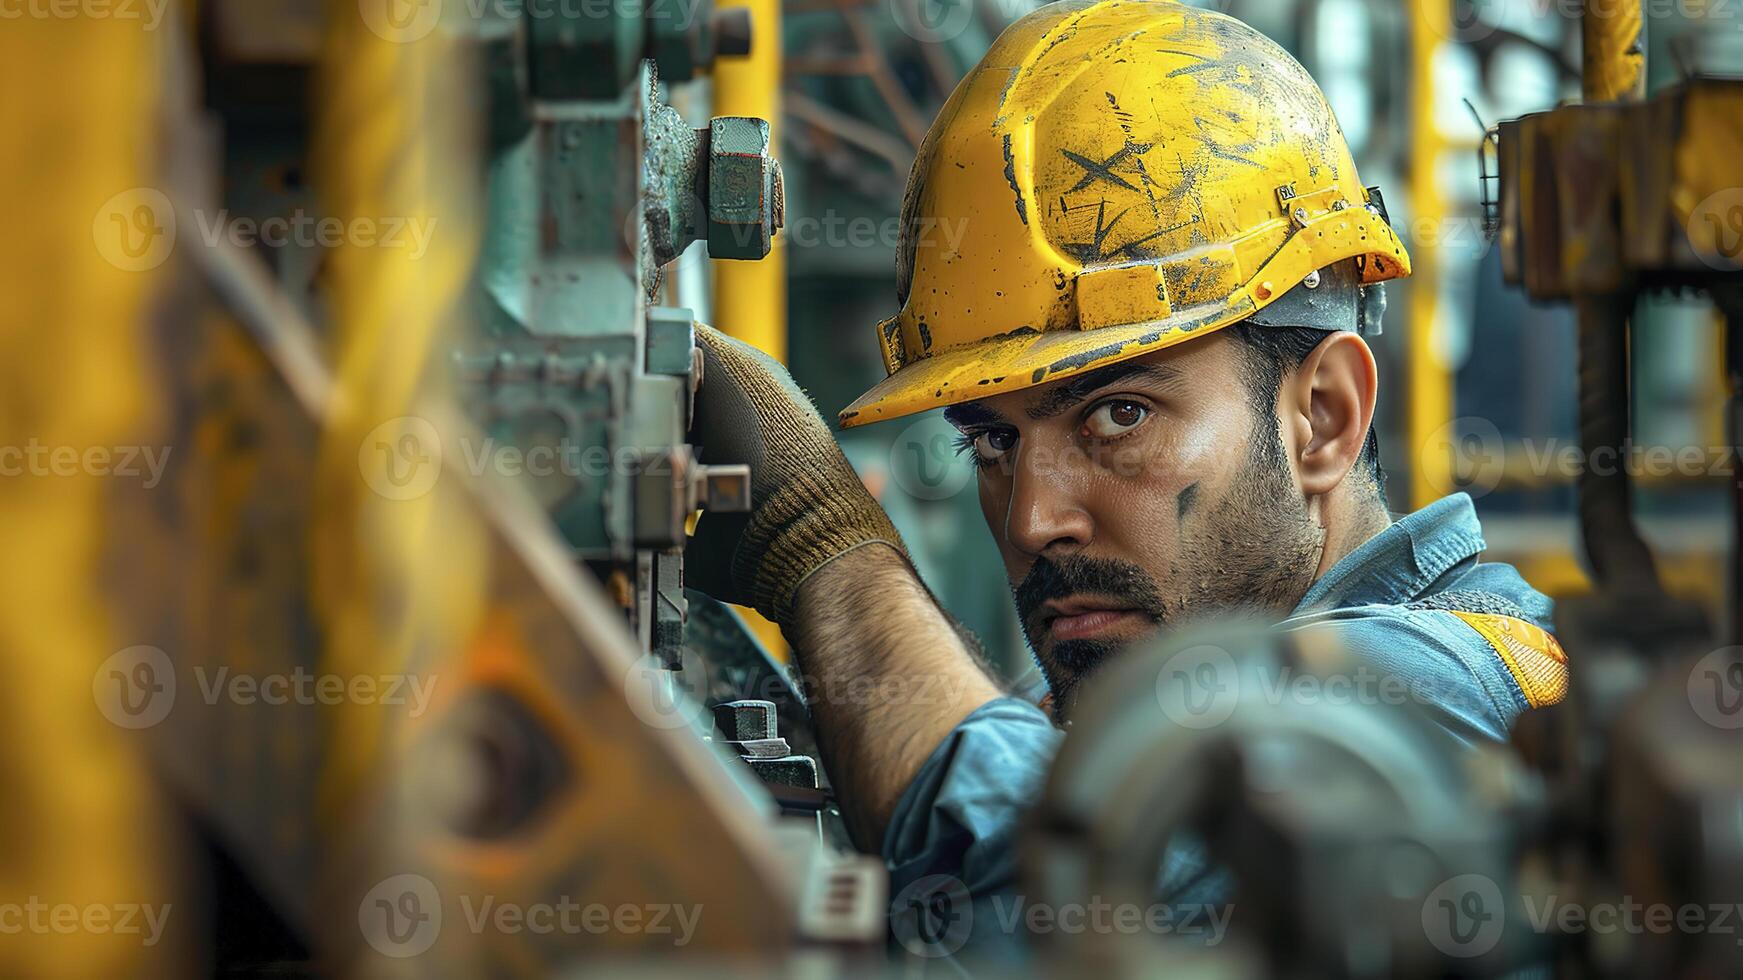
xmin=1449 ymin=612 xmax=1569 ymax=709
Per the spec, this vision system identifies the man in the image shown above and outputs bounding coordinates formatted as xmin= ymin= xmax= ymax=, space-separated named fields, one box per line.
xmin=685 ymin=0 xmax=1567 ymax=942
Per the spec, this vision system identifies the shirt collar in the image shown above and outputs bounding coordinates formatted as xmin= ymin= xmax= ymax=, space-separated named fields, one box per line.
xmin=1292 ymin=493 xmax=1487 ymax=614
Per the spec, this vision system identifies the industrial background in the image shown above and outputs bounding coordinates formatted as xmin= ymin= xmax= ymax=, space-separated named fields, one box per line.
xmin=0 ymin=0 xmax=1739 ymax=977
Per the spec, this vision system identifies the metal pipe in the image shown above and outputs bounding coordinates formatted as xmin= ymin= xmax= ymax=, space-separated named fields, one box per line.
xmin=1571 ymin=1 xmax=1657 ymax=599
xmin=1575 ymin=296 xmax=1663 ymax=594
xmin=784 ymin=88 xmax=914 ymax=175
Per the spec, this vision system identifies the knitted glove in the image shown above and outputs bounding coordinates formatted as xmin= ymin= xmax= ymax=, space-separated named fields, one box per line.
xmin=685 ymin=325 xmax=909 ymax=626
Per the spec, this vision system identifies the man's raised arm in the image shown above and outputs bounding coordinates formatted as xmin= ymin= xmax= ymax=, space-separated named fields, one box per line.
xmin=683 ymin=326 xmax=1002 ymax=849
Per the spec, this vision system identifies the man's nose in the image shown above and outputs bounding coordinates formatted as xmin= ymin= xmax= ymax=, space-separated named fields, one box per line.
xmin=1002 ymin=442 xmax=1094 ymax=558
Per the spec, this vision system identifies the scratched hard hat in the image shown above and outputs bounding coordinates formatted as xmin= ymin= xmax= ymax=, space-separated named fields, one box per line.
xmin=841 ymin=0 xmax=1410 ymax=428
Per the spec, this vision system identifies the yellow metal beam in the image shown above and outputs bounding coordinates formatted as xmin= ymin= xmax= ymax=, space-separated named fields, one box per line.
xmin=1407 ymin=0 xmax=1454 ymax=509
xmin=0 ymin=12 xmax=180 ymax=979
xmin=711 ymin=0 xmax=789 ymax=658
xmin=312 ymin=0 xmax=488 ymax=825
xmin=711 ymin=0 xmax=787 ymax=364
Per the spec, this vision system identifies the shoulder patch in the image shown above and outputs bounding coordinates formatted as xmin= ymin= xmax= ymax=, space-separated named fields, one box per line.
xmin=1449 ymin=611 xmax=1568 ymax=708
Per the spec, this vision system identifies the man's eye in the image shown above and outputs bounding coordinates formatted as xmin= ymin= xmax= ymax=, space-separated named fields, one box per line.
xmin=974 ymin=429 xmax=1017 ymax=460
xmin=1082 ymin=400 xmax=1150 ymax=439
xmin=955 ymin=429 xmax=1016 ymax=466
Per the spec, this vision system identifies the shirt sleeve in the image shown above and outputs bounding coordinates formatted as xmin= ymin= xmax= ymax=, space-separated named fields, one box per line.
xmin=1277 ymin=603 xmax=1533 ymax=742
xmin=881 ymin=696 xmax=1061 ymax=897
xmin=879 ymin=696 xmax=1233 ymax=962
xmin=875 ymin=591 xmax=1554 ymax=962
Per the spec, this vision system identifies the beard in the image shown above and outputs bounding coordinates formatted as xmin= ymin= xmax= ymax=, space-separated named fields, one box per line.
xmin=1014 ymin=421 xmax=1323 ymax=719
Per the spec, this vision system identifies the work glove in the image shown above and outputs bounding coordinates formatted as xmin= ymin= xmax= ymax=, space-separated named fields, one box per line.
xmin=684 ymin=324 xmax=908 ymax=627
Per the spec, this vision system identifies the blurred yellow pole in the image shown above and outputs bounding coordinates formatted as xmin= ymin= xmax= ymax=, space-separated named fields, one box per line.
xmin=312 ymin=0 xmax=487 ymax=829
xmin=1581 ymin=0 xmax=1647 ymax=103
xmin=712 ymin=0 xmax=789 ymax=659
xmin=0 ymin=14 xmax=178 ymax=980
xmin=712 ymin=0 xmax=787 ymax=364
xmin=1408 ymin=0 xmax=1454 ymax=510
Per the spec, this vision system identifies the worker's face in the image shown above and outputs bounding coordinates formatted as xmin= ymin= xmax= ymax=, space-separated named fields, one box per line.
xmin=944 ymin=333 xmax=1324 ymax=720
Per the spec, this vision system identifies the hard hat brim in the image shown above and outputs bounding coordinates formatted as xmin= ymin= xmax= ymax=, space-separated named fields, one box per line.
xmin=846 ymin=194 xmax=1413 ymax=429
xmin=838 ymin=297 xmax=1260 ymax=429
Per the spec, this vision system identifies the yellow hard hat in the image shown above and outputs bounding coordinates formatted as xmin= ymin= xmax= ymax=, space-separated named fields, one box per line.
xmin=839 ymin=0 xmax=1411 ymax=428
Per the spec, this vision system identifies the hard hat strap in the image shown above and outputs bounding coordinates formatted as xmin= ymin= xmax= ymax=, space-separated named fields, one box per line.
xmin=1244 ymin=259 xmax=1370 ymax=335
xmin=1358 ymin=283 xmax=1388 ymax=338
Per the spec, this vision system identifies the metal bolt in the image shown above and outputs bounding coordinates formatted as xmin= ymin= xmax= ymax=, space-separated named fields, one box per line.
xmin=749 ymin=754 xmax=820 ymax=789
xmin=714 ymin=699 xmax=778 ymax=742
xmin=1303 ymin=270 xmax=1321 ymax=289
xmin=694 ymin=464 xmax=751 ymax=513
xmin=707 ymin=116 xmax=780 ymax=260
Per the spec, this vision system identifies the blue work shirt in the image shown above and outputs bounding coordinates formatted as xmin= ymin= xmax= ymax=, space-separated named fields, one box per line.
xmin=882 ymin=493 xmax=1569 ymax=953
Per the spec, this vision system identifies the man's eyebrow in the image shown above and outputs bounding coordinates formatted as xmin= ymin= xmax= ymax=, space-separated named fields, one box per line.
xmin=1025 ymin=361 xmax=1184 ymax=420
xmin=942 ymin=402 xmax=1009 ymax=429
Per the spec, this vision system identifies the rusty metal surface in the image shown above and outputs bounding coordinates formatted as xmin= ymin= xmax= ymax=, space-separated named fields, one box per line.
xmin=83 ymin=6 xmax=806 ymax=972
xmin=1499 ymin=79 xmax=1743 ymax=301
xmin=0 ymin=11 xmax=185 ymax=979
xmin=104 ymin=234 xmax=803 ymax=968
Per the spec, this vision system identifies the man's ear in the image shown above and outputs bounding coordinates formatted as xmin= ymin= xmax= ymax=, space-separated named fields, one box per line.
xmin=1287 ymin=332 xmax=1378 ymax=497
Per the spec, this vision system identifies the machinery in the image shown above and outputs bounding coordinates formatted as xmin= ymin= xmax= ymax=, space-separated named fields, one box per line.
xmin=1488 ymin=10 xmax=1743 ymax=978
xmin=4 ymin=2 xmax=1740 ymax=979
xmin=9 ymin=1 xmax=877 ymax=976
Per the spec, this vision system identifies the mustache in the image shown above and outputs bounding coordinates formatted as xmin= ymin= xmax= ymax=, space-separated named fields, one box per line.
xmin=1013 ymin=554 xmax=1168 ymax=630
